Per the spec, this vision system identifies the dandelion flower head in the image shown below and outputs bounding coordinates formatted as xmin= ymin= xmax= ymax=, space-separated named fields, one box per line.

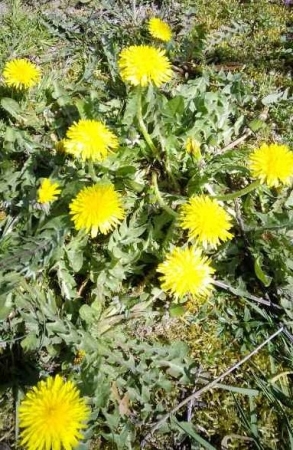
xmin=148 ymin=17 xmax=172 ymax=42
xmin=185 ymin=137 xmax=202 ymax=159
xmin=157 ymin=246 xmax=215 ymax=300
xmin=69 ymin=183 xmax=125 ymax=238
xmin=18 ymin=374 xmax=90 ymax=450
xmin=74 ymin=349 xmax=86 ymax=365
xmin=37 ymin=178 xmax=61 ymax=204
xmin=248 ymin=143 xmax=293 ymax=187
xmin=118 ymin=45 xmax=172 ymax=87
xmin=64 ymin=119 xmax=118 ymax=162
xmin=180 ymin=195 xmax=233 ymax=248
xmin=3 ymin=58 xmax=41 ymax=89
xmin=55 ymin=139 xmax=66 ymax=153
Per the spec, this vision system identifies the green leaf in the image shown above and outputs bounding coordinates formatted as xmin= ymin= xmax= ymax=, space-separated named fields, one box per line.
xmin=248 ymin=119 xmax=265 ymax=132
xmin=215 ymin=383 xmax=259 ymax=396
xmin=288 ymin=427 xmax=293 ymax=450
xmin=0 ymin=304 xmax=11 ymax=320
xmin=21 ymin=333 xmax=39 ymax=351
xmin=254 ymin=256 xmax=272 ymax=287
xmin=74 ymin=99 xmax=88 ymax=119
xmin=122 ymin=92 xmax=138 ymax=127
xmin=56 ymin=262 xmax=77 ymax=299
xmin=170 ymin=304 xmax=186 ymax=317
xmin=74 ymin=443 xmax=90 ymax=450
xmin=79 ymin=305 xmax=95 ymax=324
xmin=0 ymin=293 xmax=13 ymax=320
xmin=67 ymin=248 xmax=83 ymax=272
xmin=261 ymin=90 xmax=288 ymax=105
xmin=285 ymin=191 xmax=293 ymax=208
xmin=162 ymin=95 xmax=185 ymax=119
xmin=1 ymin=97 xmax=21 ymax=118
xmin=4 ymin=126 xmax=18 ymax=142
xmin=51 ymin=81 xmax=71 ymax=106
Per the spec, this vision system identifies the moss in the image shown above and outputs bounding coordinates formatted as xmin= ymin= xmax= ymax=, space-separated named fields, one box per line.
xmin=145 ymin=309 xmax=290 ymax=449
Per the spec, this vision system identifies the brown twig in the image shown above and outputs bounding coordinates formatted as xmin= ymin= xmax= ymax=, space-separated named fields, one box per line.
xmin=213 ymin=279 xmax=282 ymax=309
xmin=219 ymin=129 xmax=252 ymax=154
xmin=77 ymin=277 xmax=89 ymax=297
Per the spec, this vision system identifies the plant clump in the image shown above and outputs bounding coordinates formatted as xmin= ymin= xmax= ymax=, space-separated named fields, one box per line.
xmin=0 ymin=1 xmax=293 ymax=449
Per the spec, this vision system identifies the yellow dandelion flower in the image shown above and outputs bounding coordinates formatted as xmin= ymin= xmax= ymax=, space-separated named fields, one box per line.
xmin=148 ymin=17 xmax=172 ymax=42
xmin=73 ymin=350 xmax=86 ymax=365
xmin=248 ymin=143 xmax=293 ymax=187
xmin=180 ymin=195 xmax=233 ymax=248
xmin=157 ymin=246 xmax=215 ymax=300
xmin=3 ymin=58 xmax=41 ymax=89
xmin=118 ymin=45 xmax=172 ymax=87
xmin=19 ymin=375 xmax=90 ymax=450
xmin=185 ymin=137 xmax=202 ymax=160
xmin=64 ymin=119 xmax=118 ymax=162
xmin=69 ymin=183 xmax=125 ymax=238
xmin=55 ymin=139 xmax=66 ymax=153
xmin=37 ymin=178 xmax=61 ymax=204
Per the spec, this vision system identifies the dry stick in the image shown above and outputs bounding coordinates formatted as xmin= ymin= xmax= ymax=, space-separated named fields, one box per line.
xmin=186 ymin=367 xmax=204 ymax=422
xmin=213 ymin=279 xmax=282 ymax=309
xmin=132 ymin=0 xmax=137 ymax=23
xmin=282 ymin=327 xmax=293 ymax=344
xmin=77 ymin=277 xmax=89 ymax=297
xmin=186 ymin=387 xmax=199 ymax=423
xmin=142 ymin=326 xmax=284 ymax=443
xmin=219 ymin=130 xmax=252 ymax=153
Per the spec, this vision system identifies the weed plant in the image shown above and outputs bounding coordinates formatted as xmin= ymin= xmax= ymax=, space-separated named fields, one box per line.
xmin=0 ymin=1 xmax=293 ymax=449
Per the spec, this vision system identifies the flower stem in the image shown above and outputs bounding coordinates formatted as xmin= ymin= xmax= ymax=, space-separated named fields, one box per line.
xmin=214 ymin=180 xmax=261 ymax=201
xmin=87 ymin=160 xmax=99 ymax=183
xmin=136 ymin=87 xmax=159 ymax=158
xmin=14 ymin=385 xmax=21 ymax=443
xmin=152 ymin=172 xmax=177 ymax=217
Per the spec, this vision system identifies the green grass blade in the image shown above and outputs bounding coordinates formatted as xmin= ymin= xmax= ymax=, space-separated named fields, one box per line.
xmin=171 ymin=418 xmax=217 ymax=450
